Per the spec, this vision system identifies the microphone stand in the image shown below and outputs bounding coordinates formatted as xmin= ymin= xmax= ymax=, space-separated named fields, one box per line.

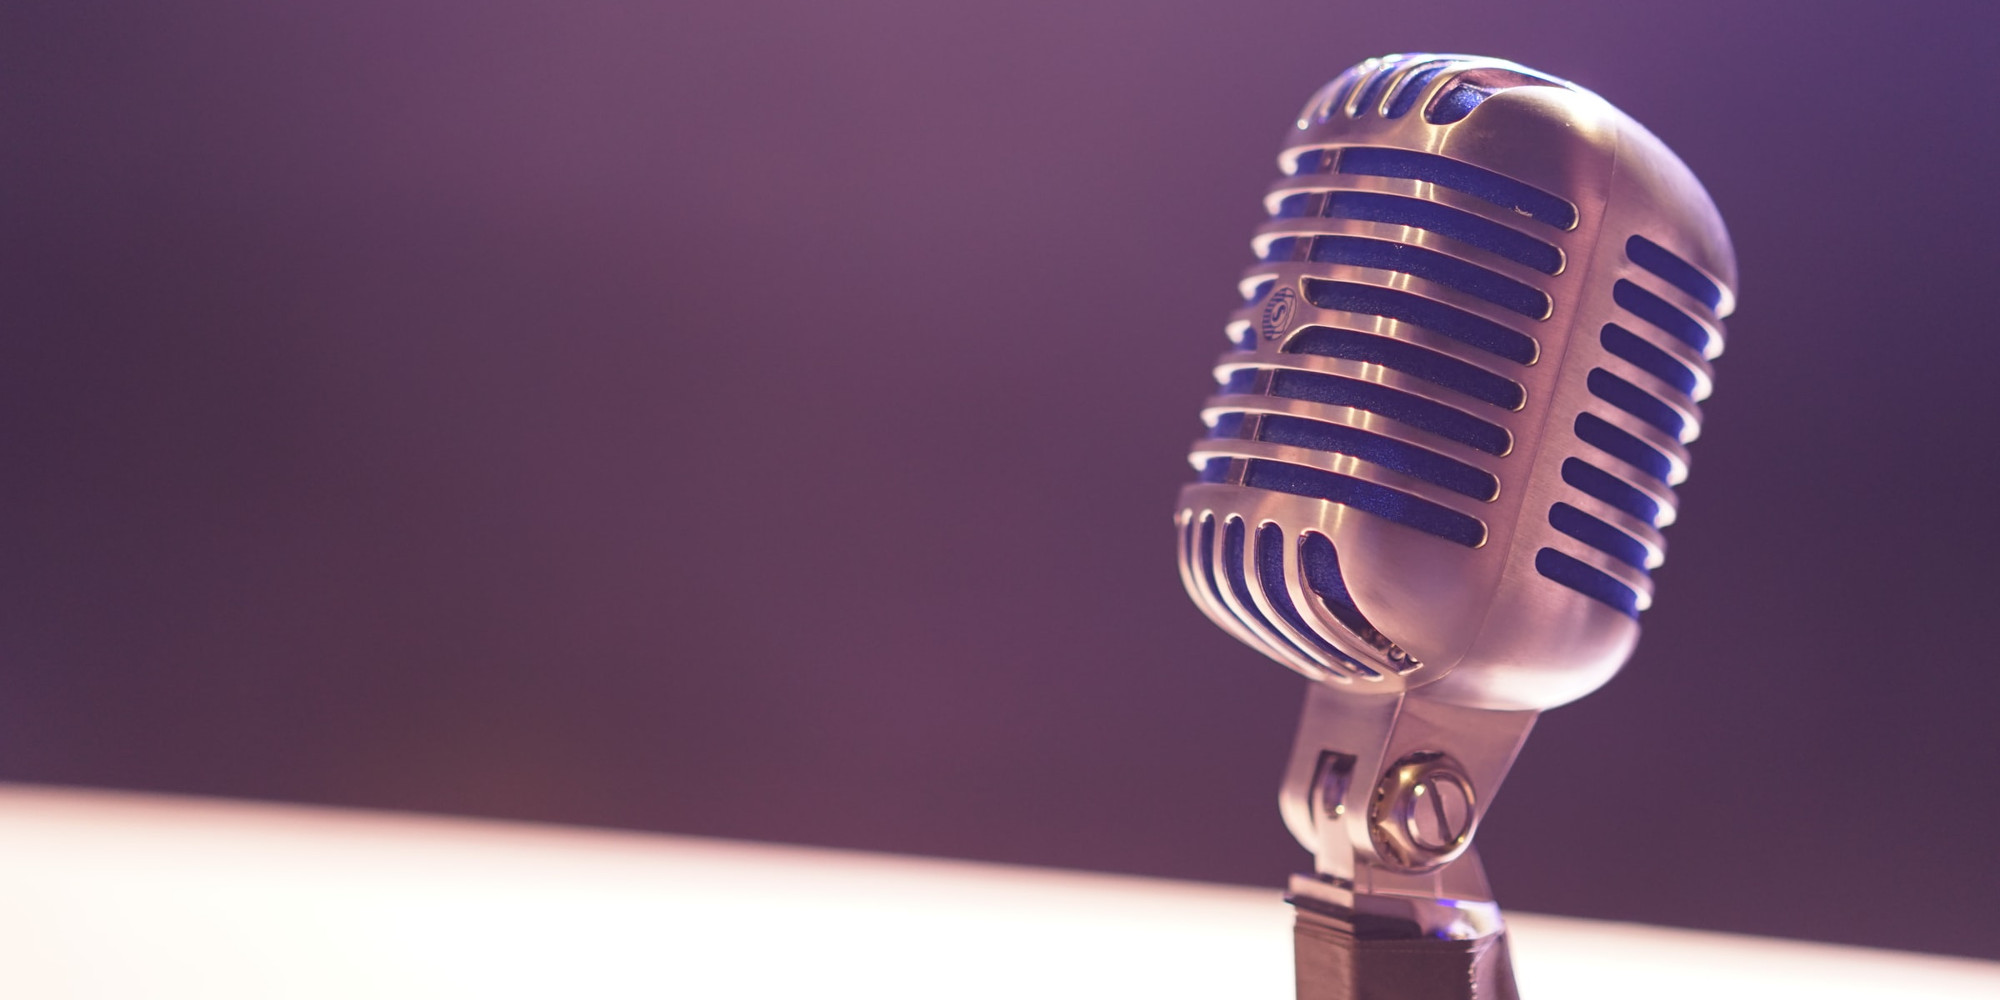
xmin=1278 ymin=681 xmax=1537 ymax=1000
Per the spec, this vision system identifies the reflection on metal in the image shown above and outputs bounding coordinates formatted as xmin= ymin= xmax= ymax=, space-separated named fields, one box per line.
xmin=1174 ymin=52 xmax=1738 ymax=1000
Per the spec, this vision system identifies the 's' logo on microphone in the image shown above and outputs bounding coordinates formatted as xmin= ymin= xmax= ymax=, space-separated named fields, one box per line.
xmin=1259 ymin=286 xmax=1298 ymax=342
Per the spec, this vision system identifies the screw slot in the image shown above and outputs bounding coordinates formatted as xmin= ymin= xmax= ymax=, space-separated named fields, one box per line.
xmin=1370 ymin=752 xmax=1478 ymax=871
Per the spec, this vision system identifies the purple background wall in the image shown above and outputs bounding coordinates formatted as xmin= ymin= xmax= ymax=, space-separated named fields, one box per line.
xmin=5 ymin=0 xmax=1998 ymax=960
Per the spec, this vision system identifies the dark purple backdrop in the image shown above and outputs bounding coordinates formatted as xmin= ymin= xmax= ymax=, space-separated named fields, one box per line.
xmin=5 ymin=0 xmax=1998 ymax=960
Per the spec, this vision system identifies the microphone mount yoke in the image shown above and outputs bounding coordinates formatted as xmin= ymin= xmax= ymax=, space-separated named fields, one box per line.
xmin=1279 ymin=684 xmax=1533 ymax=1000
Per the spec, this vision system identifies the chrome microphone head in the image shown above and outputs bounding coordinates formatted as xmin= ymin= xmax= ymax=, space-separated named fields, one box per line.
xmin=1172 ymin=54 xmax=1738 ymax=1000
xmin=1177 ymin=53 xmax=1736 ymax=710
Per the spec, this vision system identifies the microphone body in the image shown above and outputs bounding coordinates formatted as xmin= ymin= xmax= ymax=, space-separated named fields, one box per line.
xmin=1174 ymin=54 xmax=1736 ymax=1000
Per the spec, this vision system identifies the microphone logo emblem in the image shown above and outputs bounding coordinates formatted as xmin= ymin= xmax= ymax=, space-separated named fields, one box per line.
xmin=1259 ymin=286 xmax=1300 ymax=341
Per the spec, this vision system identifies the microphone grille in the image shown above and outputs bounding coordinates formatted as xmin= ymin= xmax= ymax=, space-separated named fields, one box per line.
xmin=1180 ymin=55 xmax=1736 ymax=686
xmin=1539 ymin=233 xmax=1726 ymax=615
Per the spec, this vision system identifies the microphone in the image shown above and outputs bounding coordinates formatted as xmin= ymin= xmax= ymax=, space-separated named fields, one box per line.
xmin=1174 ymin=54 xmax=1736 ymax=1000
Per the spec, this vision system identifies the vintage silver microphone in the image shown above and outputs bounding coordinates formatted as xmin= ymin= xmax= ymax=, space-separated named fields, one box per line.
xmin=1174 ymin=54 xmax=1737 ymax=1000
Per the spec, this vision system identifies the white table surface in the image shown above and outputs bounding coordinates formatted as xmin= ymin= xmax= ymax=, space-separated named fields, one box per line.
xmin=0 ymin=784 xmax=1992 ymax=998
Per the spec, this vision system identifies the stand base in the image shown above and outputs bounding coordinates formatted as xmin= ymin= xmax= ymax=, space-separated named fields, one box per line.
xmin=1293 ymin=900 xmax=1519 ymax=1000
